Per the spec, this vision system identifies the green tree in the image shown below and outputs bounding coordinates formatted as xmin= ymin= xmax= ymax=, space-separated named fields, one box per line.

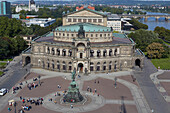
xmin=129 ymin=18 xmax=148 ymax=30
xmin=128 ymin=29 xmax=158 ymax=51
xmin=146 ymin=43 xmax=165 ymax=59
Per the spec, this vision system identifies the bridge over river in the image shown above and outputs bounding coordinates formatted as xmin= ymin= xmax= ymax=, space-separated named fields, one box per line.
xmin=118 ymin=14 xmax=170 ymax=21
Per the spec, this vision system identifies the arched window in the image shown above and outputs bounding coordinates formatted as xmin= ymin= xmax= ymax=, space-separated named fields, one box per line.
xmin=90 ymin=62 xmax=94 ymax=71
xmin=52 ymin=48 xmax=55 ymax=55
xmin=114 ymin=61 xmax=117 ymax=70
xmin=62 ymin=49 xmax=66 ymax=56
xmin=103 ymin=62 xmax=106 ymax=70
xmin=109 ymin=61 xmax=112 ymax=70
xmin=90 ymin=50 xmax=94 ymax=57
xmin=109 ymin=49 xmax=112 ymax=56
xmin=38 ymin=59 xmax=41 ymax=66
xmin=69 ymin=62 xmax=72 ymax=70
xmin=103 ymin=49 xmax=107 ymax=57
xmin=69 ymin=49 xmax=72 ymax=57
xmin=57 ymin=61 xmax=60 ymax=70
xmin=52 ymin=60 xmax=54 ymax=70
xmin=124 ymin=61 xmax=127 ymax=67
xmin=114 ymin=49 xmax=117 ymax=56
xmin=47 ymin=47 xmax=50 ymax=54
xmin=57 ymin=49 xmax=60 ymax=56
xmin=96 ymin=62 xmax=100 ymax=71
xmin=97 ymin=50 xmax=101 ymax=57
xmin=47 ymin=59 xmax=50 ymax=69
xmin=63 ymin=61 xmax=66 ymax=70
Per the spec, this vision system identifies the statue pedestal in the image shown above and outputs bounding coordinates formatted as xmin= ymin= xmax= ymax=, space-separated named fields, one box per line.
xmin=64 ymin=81 xmax=83 ymax=103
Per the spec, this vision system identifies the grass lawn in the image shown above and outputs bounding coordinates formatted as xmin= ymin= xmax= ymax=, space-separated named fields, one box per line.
xmin=0 ymin=71 xmax=4 ymax=77
xmin=0 ymin=62 xmax=7 ymax=68
xmin=151 ymin=55 xmax=170 ymax=69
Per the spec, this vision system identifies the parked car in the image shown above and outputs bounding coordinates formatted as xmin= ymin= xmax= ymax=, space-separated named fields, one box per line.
xmin=0 ymin=88 xmax=8 ymax=96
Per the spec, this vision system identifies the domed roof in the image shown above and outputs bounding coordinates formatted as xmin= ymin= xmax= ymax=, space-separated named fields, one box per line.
xmin=30 ymin=0 xmax=35 ymax=4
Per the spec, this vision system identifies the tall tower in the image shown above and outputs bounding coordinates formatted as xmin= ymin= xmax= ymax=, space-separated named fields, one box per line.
xmin=29 ymin=0 xmax=31 ymax=11
xmin=0 ymin=1 xmax=11 ymax=18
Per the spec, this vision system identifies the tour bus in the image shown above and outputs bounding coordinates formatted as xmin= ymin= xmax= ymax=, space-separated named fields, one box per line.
xmin=0 ymin=88 xmax=7 ymax=96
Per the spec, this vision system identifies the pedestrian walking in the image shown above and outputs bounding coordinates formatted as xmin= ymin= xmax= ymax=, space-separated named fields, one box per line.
xmin=70 ymin=104 xmax=73 ymax=108
xmin=95 ymin=89 xmax=97 ymax=93
xmin=20 ymin=96 xmax=22 ymax=100
xmin=98 ymin=81 xmax=99 ymax=84
xmin=8 ymin=107 xmax=11 ymax=111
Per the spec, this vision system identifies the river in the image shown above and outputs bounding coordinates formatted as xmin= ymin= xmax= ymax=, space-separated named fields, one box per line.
xmin=139 ymin=12 xmax=170 ymax=31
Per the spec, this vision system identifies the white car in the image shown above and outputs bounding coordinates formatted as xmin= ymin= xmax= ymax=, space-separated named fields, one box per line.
xmin=0 ymin=88 xmax=8 ymax=96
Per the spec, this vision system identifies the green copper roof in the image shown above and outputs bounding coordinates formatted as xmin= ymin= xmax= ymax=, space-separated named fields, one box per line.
xmin=112 ymin=33 xmax=127 ymax=38
xmin=56 ymin=23 xmax=112 ymax=32
xmin=46 ymin=32 xmax=53 ymax=37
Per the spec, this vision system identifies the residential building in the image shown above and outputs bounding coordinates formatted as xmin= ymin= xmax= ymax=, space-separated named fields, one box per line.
xmin=0 ymin=1 xmax=11 ymax=18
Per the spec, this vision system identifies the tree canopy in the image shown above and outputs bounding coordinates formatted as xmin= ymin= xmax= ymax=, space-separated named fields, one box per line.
xmin=128 ymin=29 xmax=158 ymax=51
xmin=129 ymin=18 xmax=148 ymax=30
xmin=146 ymin=43 xmax=166 ymax=59
xmin=154 ymin=26 xmax=170 ymax=42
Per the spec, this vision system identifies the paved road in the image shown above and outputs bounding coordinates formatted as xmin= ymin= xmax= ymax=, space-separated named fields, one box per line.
xmin=134 ymin=57 xmax=170 ymax=113
xmin=0 ymin=56 xmax=30 ymax=98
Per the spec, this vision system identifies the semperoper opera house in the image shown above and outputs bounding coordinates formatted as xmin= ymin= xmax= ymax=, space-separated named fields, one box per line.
xmin=22 ymin=8 xmax=144 ymax=74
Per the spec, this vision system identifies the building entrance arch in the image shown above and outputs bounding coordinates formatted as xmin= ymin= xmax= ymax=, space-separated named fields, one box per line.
xmin=78 ymin=63 xmax=84 ymax=73
xmin=135 ymin=59 xmax=141 ymax=67
xmin=25 ymin=56 xmax=31 ymax=65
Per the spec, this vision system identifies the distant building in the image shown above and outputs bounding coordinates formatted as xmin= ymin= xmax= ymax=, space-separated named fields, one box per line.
xmin=15 ymin=0 xmax=39 ymax=13
xmin=107 ymin=14 xmax=121 ymax=32
xmin=63 ymin=8 xmax=107 ymax=26
xmin=22 ymin=35 xmax=37 ymax=46
xmin=24 ymin=18 xmax=56 ymax=27
xmin=12 ymin=14 xmax=20 ymax=19
xmin=0 ymin=1 xmax=11 ymax=18
xmin=76 ymin=6 xmax=95 ymax=11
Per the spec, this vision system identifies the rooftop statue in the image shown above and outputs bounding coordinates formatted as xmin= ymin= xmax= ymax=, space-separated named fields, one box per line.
xmin=78 ymin=25 xmax=85 ymax=38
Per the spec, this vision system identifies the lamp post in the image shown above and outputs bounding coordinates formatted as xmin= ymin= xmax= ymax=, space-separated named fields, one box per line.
xmin=38 ymin=75 xmax=41 ymax=86
xmin=114 ymin=77 xmax=117 ymax=88
xmin=14 ymin=102 xmax=17 ymax=113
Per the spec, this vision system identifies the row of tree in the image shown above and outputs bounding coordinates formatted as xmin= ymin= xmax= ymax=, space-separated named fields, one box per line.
xmin=129 ymin=18 xmax=148 ymax=30
xmin=0 ymin=36 xmax=27 ymax=59
xmin=0 ymin=16 xmax=62 ymax=59
xmin=128 ymin=29 xmax=170 ymax=59
xmin=154 ymin=26 xmax=170 ymax=42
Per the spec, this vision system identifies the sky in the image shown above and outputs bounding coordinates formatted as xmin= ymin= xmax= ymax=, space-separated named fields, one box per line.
xmin=3 ymin=0 xmax=170 ymax=2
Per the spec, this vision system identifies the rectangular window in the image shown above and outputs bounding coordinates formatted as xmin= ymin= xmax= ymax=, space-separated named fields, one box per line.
xmin=96 ymin=34 xmax=98 ymax=37
xmin=72 ymin=34 xmax=74 ymax=37
xmin=83 ymin=19 xmax=86 ymax=23
xmin=78 ymin=19 xmax=81 ymax=22
xmin=100 ymin=34 xmax=102 ymax=37
xmin=88 ymin=19 xmax=92 ymax=22
xmin=91 ymin=34 xmax=93 ymax=37
xmin=98 ymin=19 xmax=102 ymax=23
xmin=67 ymin=34 xmax=69 ymax=36
xmin=73 ymin=19 xmax=76 ymax=22
xmin=93 ymin=19 xmax=97 ymax=23
xmin=68 ymin=18 xmax=71 ymax=22
xmin=56 ymin=33 xmax=57 ymax=36
xmin=86 ymin=34 xmax=88 ymax=37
